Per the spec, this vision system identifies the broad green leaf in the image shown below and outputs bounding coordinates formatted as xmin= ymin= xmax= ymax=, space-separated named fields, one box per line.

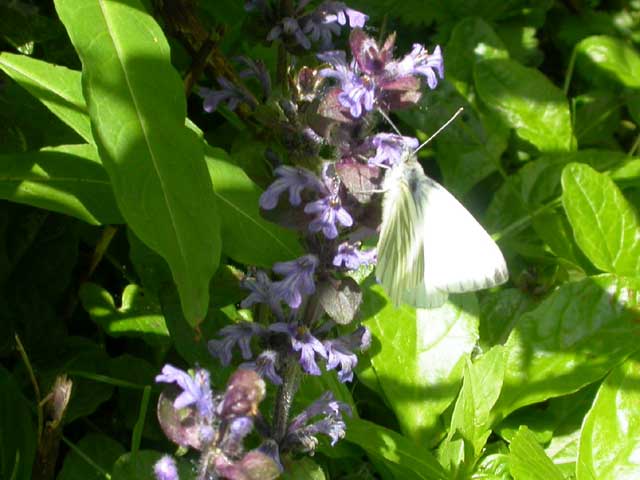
xmin=439 ymin=346 xmax=506 ymax=478
xmin=509 ymin=426 xmax=564 ymax=480
xmin=446 ymin=17 xmax=508 ymax=95
xmin=58 ymin=433 xmax=125 ymax=480
xmin=562 ymin=163 xmax=640 ymax=276
xmin=0 ymin=52 xmax=92 ymax=143
xmin=474 ymin=58 xmax=574 ymax=152
xmin=205 ymin=147 xmax=302 ymax=266
xmin=479 ymin=288 xmax=536 ymax=349
xmin=346 ymin=418 xmax=448 ymax=480
xmin=282 ymin=458 xmax=326 ymax=480
xmin=0 ymin=366 xmax=36 ymax=480
xmin=496 ymin=24 xmax=542 ymax=67
xmin=361 ymin=284 xmax=478 ymax=445
xmin=112 ymin=451 xmax=193 ymax=480
xmin=577 ymin=354 xmax=640 ymax=480
xmin=80 ymin=282 xmax=169 ymax=348
xmin=55 ymin=0 xmax=221 ymax=326
xmin=575 ymin=35 xmax=640 ymax=89
xmin=0 ymin=144 xmax=122 ymax=225
xmin=400 ymin=81 xmax=508 ymax=196
xmin=493 ymin=275 xmax=640 ymax=420
xmin=573 ymin=90 xmax=622 ymax=148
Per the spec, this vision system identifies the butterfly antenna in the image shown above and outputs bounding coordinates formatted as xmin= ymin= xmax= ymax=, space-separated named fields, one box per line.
xmin=377 ymin=108 xmax=403 ymax=136
xmin=414 ymin=107 xmax=464 ymax=153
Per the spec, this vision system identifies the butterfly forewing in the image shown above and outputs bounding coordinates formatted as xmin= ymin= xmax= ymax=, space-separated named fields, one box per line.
xmin=376 ymin=154 xmax=508 ymax=308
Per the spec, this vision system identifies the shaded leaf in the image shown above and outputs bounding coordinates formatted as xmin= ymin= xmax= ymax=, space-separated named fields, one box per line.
xmin=317 ymin=277 xmax=362 ymax=325
xmin=494 ymin=275 xmax=640 ymax=420
xmin=0 ymin=52 xmax=92 ymax=142
xmin=58 ymin=433 xmax=125 ymax=480
xmin=361 ymin=284 xmax=478 ymax=445
xmin=80 ymin=282 xmax=169 ymax=348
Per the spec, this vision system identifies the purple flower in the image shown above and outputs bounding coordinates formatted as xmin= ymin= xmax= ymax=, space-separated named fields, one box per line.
xmin=236 ymin=56 xmax=271 ymax=99
xmin=208 ymin=322 xmax=267 ymax=366
xmin=272 ymin=255 xmax=319 ymax=309
xmin=270 ymin=323 xmax=327 ymax=375
xmin=199 ymin=77 xmax=255 ymax=113
xmin=302 ymin=2 xmax=367 ymax=50
xmin=285 ymin=392 xmax=352 ymax=451
xmin=259 ymin=166 xmax=323 ymax=210
xmin=155 ymin=365 xmax=214 ymax=418
xmin=304 ymin=194 xmax=353 ymax=239
xmin=394 ymin=44 xmax=444 ymax=89
xmin=240 ymin=271 xmax=283 ymax=318
xmin=324 ymin=326 xmax=371 ymax=382
xmin=154 ymin=455 xmax=179 ymax=480
xmin=368 ymin=133 xmax=419 ymax=167
xmin=268 ymin=17 xmax=311 ymax=49
xmin=303 ymin=14 xmax=341 ymax=50
xmin=333 ymin=242 xmax=376 ymax=270
xmin=241 ymin=350 xmax=283 ymax=385
xmin=318 ymin=50 xmax=375 ymax=118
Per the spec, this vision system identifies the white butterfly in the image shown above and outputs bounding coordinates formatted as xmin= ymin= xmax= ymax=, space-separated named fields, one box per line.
xmin=375 ymin=151 xmax=508 ymax=308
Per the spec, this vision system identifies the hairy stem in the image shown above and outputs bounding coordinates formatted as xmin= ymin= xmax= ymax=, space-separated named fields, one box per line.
xmin=273 ymin=354 xmax=302 ymax=443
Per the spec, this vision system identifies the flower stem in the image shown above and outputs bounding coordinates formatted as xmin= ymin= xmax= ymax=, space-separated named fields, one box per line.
xmin=273 ymin=354 xmax=302 ymax=443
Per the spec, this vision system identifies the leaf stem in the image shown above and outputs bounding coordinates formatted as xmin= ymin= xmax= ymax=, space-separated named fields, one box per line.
xmin=61 ymin=436 xmax=111 ymax=479
xmin=15 ymin=334 xmax=43 ymax=442
xmin=493 ymin=197 xmax=563 ymax=242
xmin=131 ymin=386 xmax=151 ymax=458
xmin=628 ymin=131 xmax=640 ymax=157
xmin=563 ymin=47 xmax=577 ymax=96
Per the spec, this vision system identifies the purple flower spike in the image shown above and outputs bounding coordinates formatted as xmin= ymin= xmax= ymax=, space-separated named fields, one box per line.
xmin=395 ymin=44 xmax=444 ymax=89
xmin=333 ymin=242 xmax=377 ymax=270
xmin=154 ymin=455 xmax=179 ymax=480
xmin=270 ymin=323 xmax=327 ymax=375
xmin=323 ymin=326 xmax=371 ymax=382
xmin=199 ymin=77 xmax=255 ymax=113
xmin=208 ymin=322 xmax=267 ymax=366
xmin=241 ymin=350 xmax=283 ymax=385
xmin=155 ymin=365 xmax=214 ymax=418
xmin=240 ymin=271 xmax=284 ymax=319
xmin=285 ymin=392 xmax=352 ymax=451
xmin=268 ymin=17 xmax=311 ymax=50
xmin=272 ymin=255 xmax=319 ymax=309
xmin=304 ymin=194 xmax=353 ymax=239
xmin=318 ymin=50 xmax=376 ymax=118
xmin=368 ymin=133 xmax=419 ymax=167
xmin=260 ymin=166 xmax=323 ymax=210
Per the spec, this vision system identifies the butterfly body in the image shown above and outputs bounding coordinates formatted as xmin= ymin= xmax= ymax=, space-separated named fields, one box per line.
xmin=376 ymin=152 xmax=508 ymax=308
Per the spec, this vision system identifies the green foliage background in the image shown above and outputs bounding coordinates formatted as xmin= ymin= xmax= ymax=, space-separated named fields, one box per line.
xmin=1 ymin=0 xmax=640 ymax=479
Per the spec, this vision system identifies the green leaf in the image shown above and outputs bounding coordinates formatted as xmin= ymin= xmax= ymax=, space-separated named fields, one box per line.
xmin=575 ymin=35 xmax=640 ymax=89
xmin=346 ymin=418 xmax=448 ymax=480
xmin=400 ymin=81 xmax=508 ymax=196
xmin=58 ymin=433 xmax=125 ymax=480
xmin=577 ymin=354 xmax=640 ymax=480
xmin=112 ymin=451 xmax=192 ymax=480
xmin=0 ymin=366 xmax=36 ymax=480
xmin=562 ymin=162 xmax=640 ymax=276
xmin=479 ymin=288 xmax=536 ymax=349
xmin=205 ymin=146 xmax=302 ymax=266
xmin=439 ymin=346 xmax=506 ymax=478
xmin=55 ymin=0 xmax=221 ymax=326
xmin=0 ymin=144 xmax=122 ymax=225
xmin=474 ymin=58 xmax=574 ymax=152
xmin=446 ymin=17 xmax=508 ymax=95
xmin=361 ymin=284 xmax=478 ymax=445
xmin=509 ymin=426 xmax=565 ymax=480
xmin=282 ymin=458 xmax=326 ymax=480
xmin=494 ymin=275 xmax=640 ymax=420
xmin=80 ymin=282 xmax=169 ymax=348
xmin=0 ymin=52 xmax=92 ymax=143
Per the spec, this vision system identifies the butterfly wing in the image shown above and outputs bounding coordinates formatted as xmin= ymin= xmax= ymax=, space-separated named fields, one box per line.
xmin=376 ymin=163 xmax=426 ymax=307
xmin=376 ymin=159 xmax=508 ymax=308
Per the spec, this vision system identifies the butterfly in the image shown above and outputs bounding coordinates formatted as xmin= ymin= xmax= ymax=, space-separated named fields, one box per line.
xmin=375 ymin=150 xmax=508 ymax=308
